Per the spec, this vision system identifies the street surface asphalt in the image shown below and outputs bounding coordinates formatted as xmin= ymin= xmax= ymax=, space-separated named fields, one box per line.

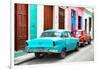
xmin=16 ymin=41 xmax=94 ymax=65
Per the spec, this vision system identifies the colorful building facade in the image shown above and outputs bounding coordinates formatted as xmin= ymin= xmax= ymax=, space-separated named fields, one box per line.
xmin=84 ymin=8 xmax=94 ymax=39
xmin=14 ymin=4 xmax=93 ymax=51
xmin=66 ymin=7 xmax=84 ymax=31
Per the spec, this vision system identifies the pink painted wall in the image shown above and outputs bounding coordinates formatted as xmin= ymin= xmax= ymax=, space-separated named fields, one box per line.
xmin=76 ymin=7 xmax=84 ymax=30
xmin=67 ymin=7 xmax=84 ymax=30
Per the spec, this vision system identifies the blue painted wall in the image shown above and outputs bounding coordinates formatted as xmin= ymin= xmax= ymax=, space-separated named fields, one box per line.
xmin=30 ymin=4 xmax=37 ymax=39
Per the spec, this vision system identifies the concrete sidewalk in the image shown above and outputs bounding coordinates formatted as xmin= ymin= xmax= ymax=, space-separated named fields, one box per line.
xmin=14 ymin=51 xmax=35 ymax=65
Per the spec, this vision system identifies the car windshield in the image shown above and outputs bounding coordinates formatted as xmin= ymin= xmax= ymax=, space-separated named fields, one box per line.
xmin=40 ymin=31 xmax=61 ymax=37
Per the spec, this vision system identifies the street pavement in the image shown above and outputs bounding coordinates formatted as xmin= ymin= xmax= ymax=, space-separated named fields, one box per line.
xmin=15 ymin=41 xmax=94 ymax=65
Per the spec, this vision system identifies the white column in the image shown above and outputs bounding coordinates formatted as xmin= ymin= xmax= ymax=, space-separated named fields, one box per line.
xmin=91 ymin=16 xmax=94 ymax=39
xmin=37 ymin=5 xmax=44 ymax=38
xmin=82 ymin=17 xmax=85 ymax=30
xmin=53 ymin=6 xmax=59 ymax=30
xmin=65 ymin=8 xmax=68 ymax=30
xmin=87 ymin=19 xmax=89 ymax=34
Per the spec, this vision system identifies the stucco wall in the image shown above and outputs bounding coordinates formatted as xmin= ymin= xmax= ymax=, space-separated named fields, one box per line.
xmin=29 ymin=5 xmax=44 ymax=38
xmin=53 ymin=6 xmax=59 ymax=30
xmin=67 ymin=7 xmax=84 ymax=31
xmin=84 ymin=9 xmax=93 ymax=39
xmin=29 ymin=5 xmax=93 ymax=39
xmin=37 ymin=5 xmax=44 ymax=38
xmin=76 ymin=7 xmax=84 ymax=30
xmin=29 ymin=4 xmax=37 ymax=39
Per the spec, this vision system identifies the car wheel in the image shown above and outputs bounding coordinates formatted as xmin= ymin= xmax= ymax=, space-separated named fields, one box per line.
xmin=35 ymin=53 xmax=45 ymax=58
xmin=59 ymin=49 xmax=66 ymax=59
xmin=35 ymin=53 xmax=40 ymax=58
xmin=81 ymin=42 xmax=85 ymax=47
xmin=35 ymin=53 xmax=41 ymax=58
xmin=88 ymin=40 xmax=91 ymax=45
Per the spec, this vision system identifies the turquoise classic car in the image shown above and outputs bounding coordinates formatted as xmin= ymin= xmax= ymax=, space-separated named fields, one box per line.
xmin=25 ymin=29 xmax=79 ymax=59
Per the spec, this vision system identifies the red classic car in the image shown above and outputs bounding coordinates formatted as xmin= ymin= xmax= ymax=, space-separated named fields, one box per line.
xmin=71 ymin=30 xmax=91 ymax=46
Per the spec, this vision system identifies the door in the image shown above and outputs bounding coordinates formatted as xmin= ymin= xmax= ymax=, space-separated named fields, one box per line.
xmin=71 ymin=23 xmax=74 ymax=31
xmin=68 ymin=32 xmax=76 ymax=50
xmin=71 ymin=9 xmax=76 ymax=30
xmin=89 ymin=17 xmax=92 ymax=33
xmin=59 ymin=7 xmax=65 ymax=29
xmin=44 ymin=6 xmax=53 ymax=31
xmin=78 ymin=16 xmax=82 ymax=29
xmin=15 ymin=4 xmax=28 ymax=51
xmin=62 ymin=32 xmax=71 ymax=51
xmin=85 ymin=19 xmax=87 ymax=33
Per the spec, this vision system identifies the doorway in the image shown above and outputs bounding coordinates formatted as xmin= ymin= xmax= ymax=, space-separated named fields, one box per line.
xmin=85 ymin=19 xmax=87 ymax=33
xmin=78 ymin=16 xmax=82 ymax=29
xmin=59 ymin=7 xmax=65 ymax=29
xmin=71 ymin=9 xmax=76 ymax=31
xmin=15 ymin=4 xmax=28 ymax=51
xmin=44 ymin=6 xmax=53 ymax=31
xmin=89 ymin=17 xmax=92 ymax=32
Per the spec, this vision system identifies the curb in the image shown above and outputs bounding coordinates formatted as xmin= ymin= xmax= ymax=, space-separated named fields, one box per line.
xmin=15 ymin=53 xmax=35 ymax=65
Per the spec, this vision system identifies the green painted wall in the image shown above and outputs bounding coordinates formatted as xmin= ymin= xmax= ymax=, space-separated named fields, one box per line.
xmin=30 ymin=4 xmax=37 ymax=39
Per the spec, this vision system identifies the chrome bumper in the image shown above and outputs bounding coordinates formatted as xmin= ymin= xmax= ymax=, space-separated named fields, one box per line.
xmin=25 ymin=49 xmax=59 ymax=53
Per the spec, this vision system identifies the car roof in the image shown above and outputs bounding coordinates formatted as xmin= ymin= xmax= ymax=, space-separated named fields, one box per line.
xmin=44 ymin=29 xmax=70 ymax=33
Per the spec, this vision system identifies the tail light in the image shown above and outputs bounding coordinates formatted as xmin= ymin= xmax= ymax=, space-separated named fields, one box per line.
xmin=53 ymin=42 xmax=56 ymax=46
xmin=25 ymin=42 xmax=28 ymax=46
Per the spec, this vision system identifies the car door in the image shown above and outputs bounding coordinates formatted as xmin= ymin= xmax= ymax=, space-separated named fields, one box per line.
xmin=61 ymin=31 xmax=71 ymax=51
xmin=68 ymin=32 xmax=76 ymax=50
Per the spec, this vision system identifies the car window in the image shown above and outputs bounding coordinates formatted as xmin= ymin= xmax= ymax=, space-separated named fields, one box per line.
xmin=71 ymin=31 xmax=76 ymax=35
xmin=61 ymin=32 xmax=69 ymax=38
xmin=68 ymin=32 xmax=71 ymax=37
xmin=40 ymin=31 xmax=61 ymax=37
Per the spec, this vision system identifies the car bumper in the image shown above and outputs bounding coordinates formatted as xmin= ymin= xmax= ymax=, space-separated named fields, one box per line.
xmin=79 ymin=42 xmax=84 ymax=46
xmin=79 ymin=42 xmax=84 ymax=44
xmin=24 ymin=49 xmax=59 ymax=53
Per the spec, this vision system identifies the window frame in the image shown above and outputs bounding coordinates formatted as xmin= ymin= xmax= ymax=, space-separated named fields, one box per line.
xmin=61 ymin=31 xmax=69 ymax=38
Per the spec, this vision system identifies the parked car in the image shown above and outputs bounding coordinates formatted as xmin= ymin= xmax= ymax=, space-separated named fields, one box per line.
xmin=25 ymin=29 xmax=79 ymax=59
xmin=71 ymin=30 xmax=91 ymax=47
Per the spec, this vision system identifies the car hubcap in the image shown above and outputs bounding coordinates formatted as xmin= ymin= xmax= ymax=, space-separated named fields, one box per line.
xmin=61 ymin=51 xmax=66 ymax=58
